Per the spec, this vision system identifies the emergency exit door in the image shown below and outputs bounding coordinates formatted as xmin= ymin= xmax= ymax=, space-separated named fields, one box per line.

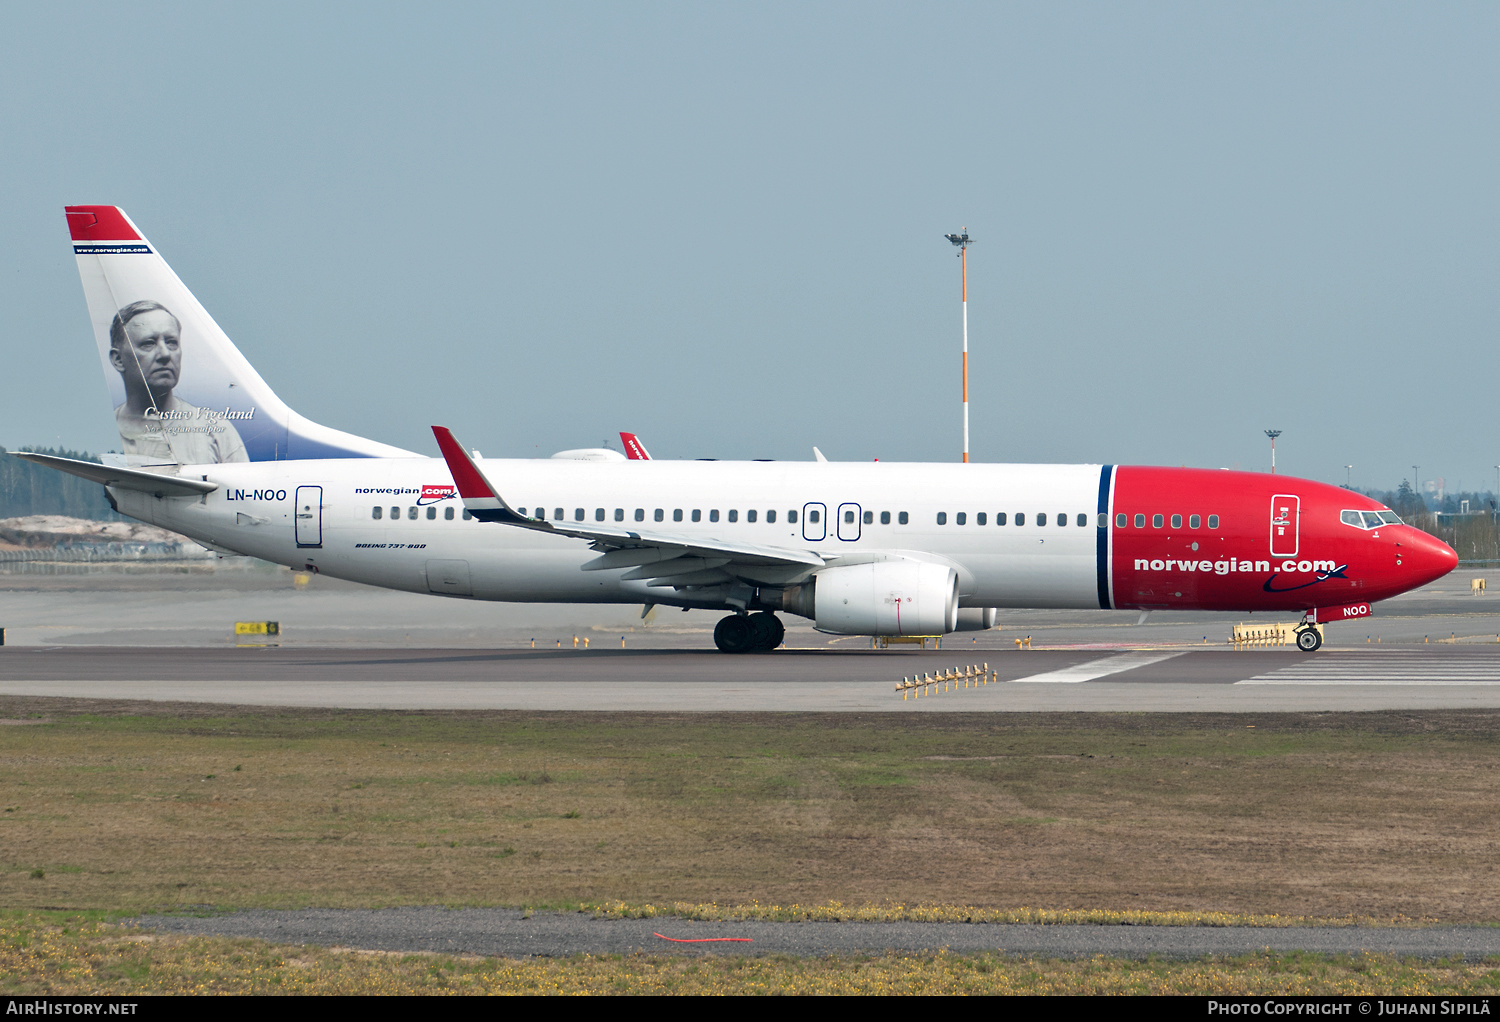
xmin=1269 ymin=494 xmax=1299 ymax=558
xmin=295 ymin=486 xmax=323 ymax=548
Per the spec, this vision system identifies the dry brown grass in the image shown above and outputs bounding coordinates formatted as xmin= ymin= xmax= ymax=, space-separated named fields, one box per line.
xmin=2 ymin=698 xmax=1499 ymax=921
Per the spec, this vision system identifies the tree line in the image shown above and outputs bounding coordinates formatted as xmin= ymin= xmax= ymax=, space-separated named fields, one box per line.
xmin=0 ymin=447 xmax=122 ymax=521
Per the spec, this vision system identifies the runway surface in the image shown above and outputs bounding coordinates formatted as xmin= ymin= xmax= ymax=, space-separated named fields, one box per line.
xmin=5 ymin=644 xmax=1500 ymax=710
xmin=135 ymin=908 xmax=1500 ymax=959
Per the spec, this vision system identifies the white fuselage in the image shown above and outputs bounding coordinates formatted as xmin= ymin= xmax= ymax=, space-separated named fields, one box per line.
xmin=111 ymin=457 xmax=1107 ymax=610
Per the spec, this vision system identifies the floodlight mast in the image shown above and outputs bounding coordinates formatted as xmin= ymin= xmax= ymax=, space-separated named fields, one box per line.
xmin=1264 ymin=430 xmax=1282 ymax=474
xmin=945 ymin=229 xmax=974 ymax=463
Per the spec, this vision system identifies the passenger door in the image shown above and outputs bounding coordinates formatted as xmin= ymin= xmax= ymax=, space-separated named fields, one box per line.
xmin=295 ymin=485 xmax=323 ymax=548
xmin=1269 ymin=494 xmax=1299 ymax=558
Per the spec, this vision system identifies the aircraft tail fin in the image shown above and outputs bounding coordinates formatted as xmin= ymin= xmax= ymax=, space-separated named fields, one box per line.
xmin=620 ymin=432 xmax=652 ymax=460
xmin=66 ymin=206 xmax=416 ymax=465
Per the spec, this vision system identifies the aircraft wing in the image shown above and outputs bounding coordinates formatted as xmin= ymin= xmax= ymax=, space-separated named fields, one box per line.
xmin=432 ymin=426 xmax=823 ymax=586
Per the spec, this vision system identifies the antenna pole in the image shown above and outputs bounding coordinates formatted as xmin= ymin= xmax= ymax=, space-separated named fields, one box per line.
xmin=945 ymin=228 xmax=975 ymax=463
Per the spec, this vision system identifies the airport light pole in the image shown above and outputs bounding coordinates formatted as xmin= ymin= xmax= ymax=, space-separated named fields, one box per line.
xmin=1264 ymin=430 xmax=1281 ymax=474
xmin=1345 ymin=465 xmax=1353 ymax=488
xmin=945 ymin=228 xmax=974 ymax=463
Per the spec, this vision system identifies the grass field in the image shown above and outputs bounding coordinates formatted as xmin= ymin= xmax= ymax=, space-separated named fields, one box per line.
xmin=5 ymin=912 xmax=1499 ymax=995
xmin=3 ymin=698 xmax=1499 ymax=922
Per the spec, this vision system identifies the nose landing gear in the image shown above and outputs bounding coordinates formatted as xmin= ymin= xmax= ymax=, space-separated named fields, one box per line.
xmin=713 ymin=612 xmax=785 ymax=652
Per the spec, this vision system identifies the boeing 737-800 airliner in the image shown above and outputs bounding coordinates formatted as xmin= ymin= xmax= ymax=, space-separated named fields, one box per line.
xmin=17 ymin=206 xmax=1457 ymax=652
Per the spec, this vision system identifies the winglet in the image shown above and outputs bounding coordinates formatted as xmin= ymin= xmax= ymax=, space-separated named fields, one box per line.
xmin=431 ymin=426 xmax=527 ymax=523
xmin=620 ymin=432 xmax=652 ymax=460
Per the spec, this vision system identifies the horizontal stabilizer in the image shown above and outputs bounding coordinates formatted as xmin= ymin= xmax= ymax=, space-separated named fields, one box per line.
xmin=11 ymin=452 xmax=218 ymax=497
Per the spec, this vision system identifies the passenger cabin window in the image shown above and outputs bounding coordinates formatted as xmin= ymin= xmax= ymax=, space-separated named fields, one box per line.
xmin=1056 ymin=513 xmax=1065 ymax=526
xmin=1134 ymin=514 xmax=1145 ymax=528
xmin=808 ymin=509 xmax=820 ymax=523
xmin=863 ymin=511 xmax=873 ymax=525
xmin=1097 ymin=513 xmax=1107 ymax=528
xmin=692 ymin=510 xmax=701 ymax=522
xmin=427 ymin=506 xmax=437 ymax=520
xmin=445 ymin=507 xmax=454 ymax=520
xmin=655 ymin=509 xmax=664 ymax=522
xmin=788 ymin=510 xmax=798 ymax=524
xmin=1037 ymin=513 xmax=1047 ymax=526
xmin=897 ymin=511 xmax=908 ymax=524
xmin=937 ymin=512 xmax=948 ymax=525
xmin=463 ymin=509 xmax=472 ymax=520
xmin=635 ymin=508 xmax=645 ymax=522
xmin=747 ymin=510 xmax=757 ymax=523
xmin=1015 ymin=513 xmax=1025 ymax=526
xmin=996 ymin=512 xmax=1007 ymax=526
xmin=408 ymin=507 xmax=418 ymax=520
xmin=880 ymin=511 xmax=890 ymax=525
xmin=955 ymin=512 xmax=966 ymax=525
xmin=1152 ymin=514 xmax=1164 ymax=528
xmin=575 ymin=508 xmax=585 ymax=521
xmin=727 ymin=510 xmax=737 ymax=523
xmin=767 ymin=510 xmax=777 ymax=523
xmin=1116 ymin=513 xmax=1126 ymax=528
xmin=1078 ymin=513 xmax=1089 ymax=527
xmin=372 ymin=506 xmax=383 ymax=519
xmin=1189 ymin=514 xmax=1201 ymax=529
xmin=596 ymin=508 xmax=606 ymax=521
xmin=390 ymin=506 xmax=399 ymax=519
xmin=845 ymin=510 xmax=856 ymax=524
xmin=1208 ymin=515 xmax=1220 ymax=529
xmin=976 ymin=512 xmax=986 ymax=526
xmin=710 ymin=510 xmax=720 ymax=522
xmin=673 ymin=509 xmax=683 ymax=522
xmin=614 ymin=508 xmax=624 ymax=522
xmin=1171 ymin=514 xmax=1182 ymax=529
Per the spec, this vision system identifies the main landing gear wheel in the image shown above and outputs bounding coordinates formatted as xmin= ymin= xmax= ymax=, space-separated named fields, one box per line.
xmin=1295 ymin=627 xmax=1323 ymax=652
xmin=714 ymin=613 xmax=784 ymax=652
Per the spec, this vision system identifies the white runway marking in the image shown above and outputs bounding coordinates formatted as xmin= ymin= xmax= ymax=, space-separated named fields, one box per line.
xmin=1007 ymin=651 xmax=1186 ymax=683
xmin=1239 ymin=653 xmax=1500 ymax=685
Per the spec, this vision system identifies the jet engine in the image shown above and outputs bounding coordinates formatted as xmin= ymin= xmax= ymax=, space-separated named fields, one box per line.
xmin=778 ymin=560 xmax=959 ymax=636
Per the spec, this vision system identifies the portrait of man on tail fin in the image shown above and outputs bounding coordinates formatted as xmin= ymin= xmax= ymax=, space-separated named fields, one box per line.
xmin=109 ymin=299 xmax=248 ymax=464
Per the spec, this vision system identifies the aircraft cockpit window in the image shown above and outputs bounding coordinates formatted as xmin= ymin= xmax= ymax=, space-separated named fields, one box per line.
xmin=372 ymin=506 xmax=383 ymax=520
xmin=1362 ymin=511 xmax=1384 ymax=529
xmin=1341 ymin=510 xmax=1364 ymax=528
xmin=1379 ymin=511 xmax=1402 ymax=525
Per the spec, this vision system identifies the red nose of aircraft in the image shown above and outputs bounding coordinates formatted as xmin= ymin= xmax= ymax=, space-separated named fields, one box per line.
xmin=1402 ymin=528 xmax=1459 ymax=588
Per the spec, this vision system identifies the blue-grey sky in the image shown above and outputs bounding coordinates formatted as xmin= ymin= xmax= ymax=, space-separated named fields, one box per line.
xmin=3 ymin=2 xmax=1497 ymax=493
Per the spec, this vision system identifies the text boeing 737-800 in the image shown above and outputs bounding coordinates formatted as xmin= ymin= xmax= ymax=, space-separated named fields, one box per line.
xmin=16 ymin=206 xmax=1457 ymax=652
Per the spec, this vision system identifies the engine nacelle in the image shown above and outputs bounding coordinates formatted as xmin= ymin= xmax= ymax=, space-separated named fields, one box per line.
xmin=954 ymin=607 xmax=998 ymax=632
xmin=808 ymin=560 xmax=959 ymax=636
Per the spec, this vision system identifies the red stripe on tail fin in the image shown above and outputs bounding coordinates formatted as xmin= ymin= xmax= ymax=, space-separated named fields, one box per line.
xmin=65 ymin=206 xmax=140 ymax=242
xmin=620 ymin=432 xmax=651 ymax=460
xmin=431 ymin=426 xmax=497 ymax=499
